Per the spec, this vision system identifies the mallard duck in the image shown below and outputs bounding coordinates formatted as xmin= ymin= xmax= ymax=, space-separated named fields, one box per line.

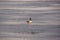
xmin=26 ymin=18 xmax=32 ymax=24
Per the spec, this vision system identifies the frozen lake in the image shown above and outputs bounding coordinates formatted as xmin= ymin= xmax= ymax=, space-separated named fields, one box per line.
xmin=0 ymin=1 xmax=60 ymax=40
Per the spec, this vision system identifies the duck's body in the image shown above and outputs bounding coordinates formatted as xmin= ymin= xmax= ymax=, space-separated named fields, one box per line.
xmin=26 ymin=18 xmax=32 ymax=24
xmin=26 ymin=20 xmax=32 ymax=24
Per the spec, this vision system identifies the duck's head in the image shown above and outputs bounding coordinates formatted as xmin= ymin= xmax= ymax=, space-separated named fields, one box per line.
xmin=29 ymin=18 xmax=32 ymax=20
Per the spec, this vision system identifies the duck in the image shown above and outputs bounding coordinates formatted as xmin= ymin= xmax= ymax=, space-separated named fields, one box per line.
xmin=26 ymin=18 xmax=32 ymax=24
